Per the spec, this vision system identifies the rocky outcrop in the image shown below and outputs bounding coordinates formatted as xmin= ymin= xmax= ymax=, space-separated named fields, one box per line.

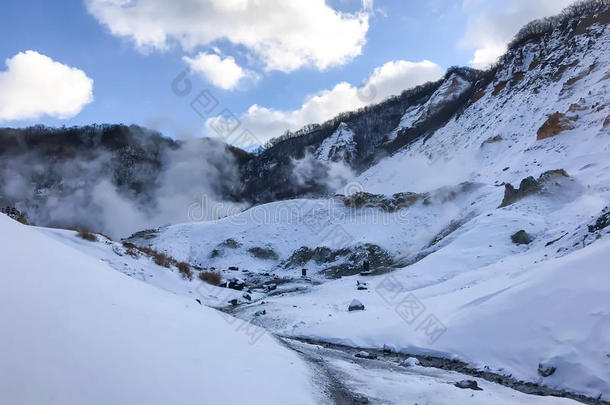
xmin=511 ymin=230 xmax=533 ymax=245
xmin=343 ymin=191 xmax=423 ymax=212
xmin=248 ymin=247 xmax=279 ymax=260
xmin=536 ymin=112 xmax=576 ymax=140
xmin=499 ymin=169 xmax=569 ymax=207
xmin=320 ymin=244 xmax=393 ymax=279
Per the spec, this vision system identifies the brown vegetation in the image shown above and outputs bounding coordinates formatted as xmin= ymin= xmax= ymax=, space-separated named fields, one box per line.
xmin=528 ymin=60 xmax=541 ymax=71
xmin=492 ymin=81 xmax=508 ymax=96
xmin=471 ymin=90 xmax=486 ymax=103
xmin=199 ymin=271 xmax=222 ymax=286
xmin=77 ymin=229 xmax=97 ymax=242
xmin=176 ymin=262 xmax=193 ymax=280
xmin=480 ymin=135 xmax=503 ymax=148
xmin=537 ymin=112 xmax=576 ymax=140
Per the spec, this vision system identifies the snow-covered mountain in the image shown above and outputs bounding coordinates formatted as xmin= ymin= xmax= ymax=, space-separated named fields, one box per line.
xmin=2 ymin=3 xmax=610 ymax=404
xmin=130 ymin=4 xmax=610 ymax=401
xmin=315 ymin=122 xmax=357 ymax=164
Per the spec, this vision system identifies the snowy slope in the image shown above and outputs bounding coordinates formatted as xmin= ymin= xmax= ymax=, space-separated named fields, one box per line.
xmin=140 ymin=16 xmax=610 ymax=400
xmin=0 ymin=215 xmax=318 ymax=405
xmin=316 ymin=122 xmax=357 ymax=163
xmin=386 ymin=73 xmax=471 ymax=142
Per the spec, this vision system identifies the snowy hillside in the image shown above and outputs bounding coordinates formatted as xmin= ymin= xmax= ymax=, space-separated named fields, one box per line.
xmin=0 ymin=215 xmax=319 ymax=405
xmin=138 ymin=8 xmax=610 ymax=401
xmin=316 ymin=122 xmax=357 ymax=164
xmin=2 ymin=3 xmax=610 ymax=405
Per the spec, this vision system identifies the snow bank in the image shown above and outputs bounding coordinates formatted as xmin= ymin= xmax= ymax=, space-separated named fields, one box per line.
xmin=0 ymin=215 xmax=318 ymax=405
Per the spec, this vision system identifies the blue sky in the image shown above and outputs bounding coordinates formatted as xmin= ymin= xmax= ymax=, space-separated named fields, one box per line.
xmin=0 ymin=0 xmax=575 ymax=145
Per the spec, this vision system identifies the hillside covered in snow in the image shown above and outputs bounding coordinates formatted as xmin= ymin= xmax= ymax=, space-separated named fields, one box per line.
xmin=2 ymin=2 xmax=610 ymax=404
xmin=134 ymin=3 xmax=610 ymax=401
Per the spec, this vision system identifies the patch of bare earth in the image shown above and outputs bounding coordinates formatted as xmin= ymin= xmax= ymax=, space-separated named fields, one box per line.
xmin=537 ymin=112 xmax=577 ymax=140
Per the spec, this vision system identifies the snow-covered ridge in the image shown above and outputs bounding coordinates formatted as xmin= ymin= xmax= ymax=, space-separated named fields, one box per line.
xmin=386 ymin=72 xmax=472 ymax=143
xmin=315 ymin=122 xmax=357 ymax=164
xmin=142 ymin=14 xmax=610 ymax=400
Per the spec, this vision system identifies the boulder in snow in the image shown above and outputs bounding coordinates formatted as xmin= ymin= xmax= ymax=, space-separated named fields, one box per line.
xmin=538 ymin=363 xmax=557 ymax=377
xmin=355 ymin=351 xmax=377 ymax=360
xmin=348 ymin=299 xmax=365 ymax=311
xmin=401 ymin=357 xmax=420 ymax=367
xmin=454 ymin=380 xmax=482 ymax=391
xmin=511 ymin=230 xmax=533 ymax=245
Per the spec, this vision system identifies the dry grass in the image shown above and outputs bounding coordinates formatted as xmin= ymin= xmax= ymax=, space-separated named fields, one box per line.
xmin=199 ymin=271 xmax=222 ymax=286
xmin=480 ymin=135 xmax=503 ymax=148
xmin=471 ymin=90 xmax=485 ymax=104
xmin=77 ymin=229 xmax=97 ymax=242
xmin=122 ymin=241 xmax=194 ymax=280
xmin=176 ymin=262 xmax=193 ymax=281
xmin=537 ymin=112 xmax=576 ymax=140
xmin=492 ymin=81 xmax=508 ymax=96
xmin=528 ymin=60 xmax=540 ymax=71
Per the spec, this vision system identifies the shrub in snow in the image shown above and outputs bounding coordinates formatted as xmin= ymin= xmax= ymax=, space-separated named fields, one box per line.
xmin=76 ymin=229 xmax=97 ymax=242
xmin=199 ymin=271 xmax=221 ymax=286
xmin=176 ymin=262 xmax=193 ymax=281
xmin=511 ymin=230 xmax=533 ymax=245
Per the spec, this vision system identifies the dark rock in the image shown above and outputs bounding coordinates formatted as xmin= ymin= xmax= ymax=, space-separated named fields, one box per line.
xmin=588 ymin=208 xmax=610 ymax=233
xmin=382 ymin=344 xmax=395 ymax=354
xmin=265 ymin=283 xmax=277 ymax=291
xmin=500 ymin=170 xmax=569 ymax=207
xmin=226 ymin=278 xmax=246 ymax=291
xmin=348 ymin=299 xmax=365 ymax=311
xmin=312 ymin=246 xmax=335 ymax=264
xmin=228 ymin=298 xmax=238 ymax=306
xmin=320 ymin=243 xmax=393 ymax=279
xmin=254 ymin=309 xmax=266 ymax=316
xmin=284 ymin=246 xmax=313 ymax=267
xmin=355 ymin=351 xmax=377 ymax=359
xmin=511 ymin=230 xmax=533 ymax=245
xmin=538 ymin=363 xmax=556 ymax=377
xmin=454 ymin=380 xmax=483 ymax=390
xmin=220 ymin=238 xmax=241 ymax=249
xmin=242 ymin=293 xmax=251 ymax=301
xmin=248 ymin=247 xmax=279 ymax=260
xmin=228 ymin=266 xmax=239 ymax=271
xmin=343 ymin=191 xmax=423 ymax=212
xmin=195 ymin=299 xmax=202 ymax=305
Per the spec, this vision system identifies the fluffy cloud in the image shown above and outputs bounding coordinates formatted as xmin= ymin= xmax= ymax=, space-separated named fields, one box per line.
xmin=85 ymin=0 xmax=370 ymax=72
xmin=205 ymin=59 xmax=444 ymax=146
xmin=460 ymin=0 xmax=578 ymax=68
xmin=0 ymin=51 xmax=93 ymax=121
xmin=183 ymin=52 xmax=258 ymax=90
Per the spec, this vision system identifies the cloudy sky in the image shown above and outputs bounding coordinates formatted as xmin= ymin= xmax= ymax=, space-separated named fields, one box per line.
xmin=0 ymin=0 xmax=576 ymax=146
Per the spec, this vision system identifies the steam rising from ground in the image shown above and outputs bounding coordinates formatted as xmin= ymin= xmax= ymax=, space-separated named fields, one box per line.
xmin=1 ymin=139 xmax=247 ymax=239
xmin=291 ymin=151 xmax=355 ymax=194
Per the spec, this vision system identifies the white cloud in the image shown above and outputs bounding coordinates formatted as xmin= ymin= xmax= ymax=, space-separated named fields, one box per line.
xmin=85 ymin=0 xmax=370 ymax=73
xmin=183 ymin=52 xmax=258 ymax=90
xmin=205 ymin=59 xmax=444 ymax=146
xmin=460 ymin=0 xmax=578 ymax=69
xmin=0 ymin=51 xmax=93 ymax=121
